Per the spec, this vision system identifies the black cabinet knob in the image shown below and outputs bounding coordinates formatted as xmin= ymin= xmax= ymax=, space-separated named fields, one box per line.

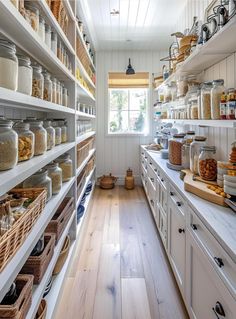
xmin=176 ymin=201 xmax=181 ymax=207
xmin=212 ymin=301 xmax=225 ymax=318
xmin=178 ymin=228 xmax=185 ymax=234
xmin=161 ymin=178 xmax=164 ymax=182
xmin=150 ymin=178 xmax=154 ymax=182
xmin=214 ymin=257 xmax=224 ymax=268
xmin=149 ymin=162 xmax=152 ymax=165
xmin=154 ymin=168 xmax=157 ymax=172
xmin=191 ymin=224 xmax=198 ymax=230
xmin=170 ymin=192 xmax=174 ymax=196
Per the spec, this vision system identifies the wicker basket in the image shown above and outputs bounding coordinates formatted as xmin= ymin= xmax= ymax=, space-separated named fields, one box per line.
xmin=77 ymin=169 xmax=87 ymax=198
xmin=20 ymin=234 xmax=55 ymax=284
xmin=35 ymin=299 xmax=47 ymax=319
xmin=86 ymin=156 xmax=95 ymax=175
xmin=53 ymin=235 xmax=70 ymax=275
xmin=0 ymin=188 xmax=47 ymax=273
xmin=45 ymin=197 xmax=74 ymax=244
xmin=0 ymin=274 xmax=34 ymax=319
xmin=77 ymin=143 xmax=90 ymax=168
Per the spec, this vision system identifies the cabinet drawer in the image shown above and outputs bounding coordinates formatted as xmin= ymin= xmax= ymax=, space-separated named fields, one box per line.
xmin=159 ymin=207 xmax=167 ymax=248
xmin=169 ymin=185 xmax=186 ymax=217
xmin=189 ymin=209 xmax=236 ymax=298
xmin=147 ymin=166 xmax=156 ymax=190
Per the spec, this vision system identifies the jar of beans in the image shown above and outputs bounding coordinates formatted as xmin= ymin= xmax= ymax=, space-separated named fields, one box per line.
xmin=199 ymin=146 xmax=217 ymax=181
xmin=168 ymin=133 xmax=185 ymax=166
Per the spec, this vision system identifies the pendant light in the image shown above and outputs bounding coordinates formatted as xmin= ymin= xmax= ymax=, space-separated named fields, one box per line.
xmin=126 ymin=58 xmax=135 ymax=75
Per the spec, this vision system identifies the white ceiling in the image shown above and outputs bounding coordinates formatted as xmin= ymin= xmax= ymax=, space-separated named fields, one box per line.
xmin=78 ymin=0 xmax=187 ymax=51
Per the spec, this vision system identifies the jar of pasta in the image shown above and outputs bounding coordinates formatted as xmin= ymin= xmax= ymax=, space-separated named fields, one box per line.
xmin=45 ymin=162 xmax=62 ymax=194
xmin=0 ymin=120 xmax=18 ymax=171
xmin=43 ymin=71 xmax=52 ymax=102
xmin=199 ymin=146 xmax=217 ymax=181
xmin=201 ymin=82 xmax=212 ymax=120
xmin=43 ymin=120 xmax=55 ymax=150
xmin=14 ymin=122 xmax=34 ymax=162
xmin=55 ymin=153 xmax=73 ymax=182
xmin=52 ymin=121 xmax=61 ymax=145
xmin=211 ymin=79 xmax=225 ymax=120
xmin=32 ymin=63 xmax=44 ymax=99
xmin=168 ymin=134 xmax=185 ymax=166
xmin=27 ymin=120 xmax=47 ymax=155
xmin=62 ymin=85 xmax=68 ymax=107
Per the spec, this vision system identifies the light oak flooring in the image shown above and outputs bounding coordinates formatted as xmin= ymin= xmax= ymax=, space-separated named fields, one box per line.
xmin=55 ymin=186 xmax=189 ymax=319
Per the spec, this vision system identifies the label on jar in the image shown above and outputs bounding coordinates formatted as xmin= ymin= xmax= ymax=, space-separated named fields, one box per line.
xmin=227 ymin=101 xmax=236 ymax=115
xmin=220 ymin=102 xmax=227 ymax=115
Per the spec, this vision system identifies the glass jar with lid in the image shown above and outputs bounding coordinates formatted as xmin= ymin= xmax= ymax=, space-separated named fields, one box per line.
xmin=201 ymin=81 xmax=212 ymax=120
xmin=168 ymin=134 xmax=185 ymax=166
xmin=23 ymin=168 xmax=52 ymax=201
xmin=185 ymin=131 xmax=195 ymax=144
xmin=51 ymin=30 xmax=57 ymax=55
xmin=199 ymin=146 xmax=217 ymax=181
xmin=56 ymin=80 xmax=61 ymax=105
xmin=62 ymin=85 xmax=68 ymax=107
xmin=182 ymin=143 xmax=190 ymax=169
xmin=38 ymin=15 xmax=45 ymax=42
xmin=57 ymin=119 xmax=67 ymax=143
xmin=45 ymin=162 xmax=62 ymax=194
xmin=14 ymin=122 xmax=34 ymax=162
xmin=24 ymin=2 xmax=39 ymax=33
xmin=52 ymin=121 xmax=61 ymax=145
xmin=177 ymin=76 xmax=188 ymax=98
xmin=45 ymin=24 xmax=51 ymax=48
xmin=55 ymin=153 xmax=73 ymax=182
xmin=26 ymin=120 xmax=47 ymax=155
xmin=51 ymin=77 xmax=57 ymax=103
xmin=220 ymin=92 xmax=227 ymax=119
xmin=0 ymin=120 xmax=18 ymax=171
xmin=0 ymin=39 xmax=18 ymax=91
xmin=190 ymin=136 xmax=207 ymax=174
xmin=43 ymin=71 xmax=52 ymax=102
xmin=17 ymin=55 xmax=32 ymax=95
xmin=227 ymin=88 xmax=236 ymax=119
xmin=32 ymin=63 xmax=44 ymax=99
xmin=43 ymin=120 xmax=55 ymax=150
xmin=190 ymin=98 xmax=199 ymax=119
xmin=164 ymin=85 xmax=171 ymax=103
xmin=211 ymin=79 xmax=225 ymax=120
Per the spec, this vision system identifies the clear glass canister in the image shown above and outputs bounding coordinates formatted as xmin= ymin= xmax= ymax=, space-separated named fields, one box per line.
xmin=32 ymin=63 xmax=44 ymax=99
xmin=43 ymin=71 xmax=52 ymax=102
xmin=43 ymin=120 xmax=55 ymax=150
xmin=164 ymin=85 xmax=171 ymax=103
xmin=211 ymin=79 xmax=225 ymax=120
xmin=62 ymin=85 xmax=68 ymax=107
xmin=51 ymin=30 xmax=57 ymax=55
xmin=0 ymin=120 xmax=18 ymax=171
xmin=24 ymin=2 xmax=39 ymax=33
xmin=220 ymin=92 xmax=227 ymax=120
xmin=227 ymin=88 xmax=236 ymax=120
xmin=17 ymin=55 xmax=32 ymax=95
xmin=177 ymin=76 xmax=188 ymax=98
xmin=51 ymin=77 xmax=57 ymax=103
xmin=0 ymin=39 xmax=18 ymax=91
xmin=190 ymin=99 xmax=199 ymax=119
xmin=52 ymin=121 xmax=61 ymax=145
xmin=45 ymin=23 xmax=51 ymax=48
xmin=57 ymin=120 xmax=67 ymax=143
xmin=56 ymin=80 xmax=61 ymax=105
xmin=23 ymin=168 xmax=52 ymax=201
xmin=55 ymin=153 xmax=73 ymax=182
xmin=45 ymin=162 xmax=62 ymax=194
xmin=14 ymin=122 xmax=34 ymax=162
xmin=199 ymin=146 xmax=217 ymax=181
xmin=182 ymin=143 xmax=190 ymax=169
xmin=185 ymin=131 xmax=195 ymax=144
xmin=201 ymin=81 xmax=212 ymax=120
xmin=168 ymin=134 xmax=185 ymax=166
xmin=38 ymin=15 xmax=45 ymax=42
xmin=190 ymin=136 xmax=207 ymax=175
xmin=27 ymin=120 xmax=47 ymax=155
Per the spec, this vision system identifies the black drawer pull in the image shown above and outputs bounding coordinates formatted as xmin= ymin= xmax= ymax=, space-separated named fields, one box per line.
xmin=178 ymin=228 xmax=185 ymax=234
xmin=145 ymin=157 xmax=148 ymax=159
xmin=161 ymin=178 xmax=164 ymax=182
xmin=150 ymin=199 xmax=154 ymax=206
xmin=212 ymin=302 xmax=225 ymax=318
xmin=214 ymin=257 xmax=224 ymax=268
xmin=176 ymin=201 xmax=181 ymax=207
xmin=191 ymin=224 xmax=198 ymax=230
xmin=170 ymin=192 xmax=174 ymax=196
xmin=149 ymin=162 xmax=152 ymax=165
xmin=154 ymin=168 xmax=157 ymax=172
xmin=150 ymin=178 xmax=154 ymax=182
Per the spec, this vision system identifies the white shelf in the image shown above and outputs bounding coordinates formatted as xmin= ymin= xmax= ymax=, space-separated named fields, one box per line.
xmin=76 ymin=166 xmax=96 ymax=209
xmin=25 ymin=210 xmax=76 ymax=319
xmin=0 ymin=1 xmax=75 ymax=81
xmin=76 ymin=148 xmax=96 ymax=177
xmin=76 ymin=110 xmax=96 ymax=119
xmin=0 ymin=142 xmax=75 ymax=197
xmin=63 ymin=0 xmax=76 ymax=21
xmin=0 ymin=87 xmax=75 ymax=114
xmin=76 ymin=131 xmax=96 ymax=144
xmin=76 ymin=80 xmax=96 ymax=101
xmin=76 ymin=56 xmax=96 ymax=89
xmin=0 ymin=177 xmax=75 ymax=302
xmin=159 ymin=119 xmax=236 ymax=128
xmin=154 ymin=73 xmax=176 ymax=91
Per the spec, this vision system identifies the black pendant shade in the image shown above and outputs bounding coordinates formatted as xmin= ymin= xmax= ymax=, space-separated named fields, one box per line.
xmin=126 ymin=58 xmax=135 ymax=75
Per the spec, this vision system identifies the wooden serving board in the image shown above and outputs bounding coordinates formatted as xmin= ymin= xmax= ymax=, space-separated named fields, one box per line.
xmin=182 ymin=169 xmax=227 ymax=207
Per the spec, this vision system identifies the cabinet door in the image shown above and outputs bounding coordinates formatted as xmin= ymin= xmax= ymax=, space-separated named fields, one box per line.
xmin=159 ymin=208 xmax=167 ymax=249
xmin=169 ymin=199 xmax=186 ymax=295
xmin=186 ymin=231 xmax=236 ymax=319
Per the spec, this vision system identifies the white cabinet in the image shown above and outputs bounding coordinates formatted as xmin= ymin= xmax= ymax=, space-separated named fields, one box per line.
xmin=159 ymin=207 xmax=168 ymax=248
xmin=186 ymin=230 xmax=236 ymax=319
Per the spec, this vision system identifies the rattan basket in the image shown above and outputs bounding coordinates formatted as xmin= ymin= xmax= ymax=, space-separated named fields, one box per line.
xmin=0 ymin=188 xmax=47 ymax=273
xmin=53 ymin=235 xmax=70 ymax=275
xmin=35 ymin=299 xmax=47 ymax=319
xmin=20 ymin=234 xmax=56 ymax=284
xmin=0 ymin=274 xmax=34 ymax=319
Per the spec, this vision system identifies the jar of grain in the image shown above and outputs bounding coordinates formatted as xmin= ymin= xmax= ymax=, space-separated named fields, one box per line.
xmin=51 ymin=30 xmax=57 ymax=55
xmin=17 ymin=55 xmax=32 ymax=95
xmin=177 ymin=76 xmax=188 ymax=98
xmin=32 ymin=63 xmax=44 ymax=99
xmin=56 ymin=80 xmax=61 ymax=105
xmin=201 ymin=81 xmax=212 ymax=120
xmin=199 ymin=146 xmax=217 ymax=181
xmin=52 ymin=121 xmax=61 ymax=145
xmin=38 ymin=15 xmax=45 ymax=42
xmin=24 ymin=2 xmax=39 ymax=33
xmin=0 ymin=120 xmax=18 ymax=171
xmin=55 ymin=153 xmax=73 ymax=182
xmin=0 ymin=39 xmax=18 ymax=91
xmin=62 ymin=85 xmax=68 ymax=107
xmin=57 ymin=119 xmax=67 ymax=143
xmin=26 ymin=120 xmax=47 ymax=155
xmin=168 ymin=134 xmax=185 ymax=166
xmin=190 ymin=99 xmax=199 ymax=119
xmin=227 ymin=88 xmax=236 ymax=119
xmin=14 ymin=122 xmax=34 ymax=162
xmin=182 ymin=143 xmax=190 ymax=169
xmin=23 ymin=168 xmax=52 ymax=201
xmin=211 ymin=79 xmax=225 ymax=120
xmin=51 ymin=77 xmax=57 ymax=103
xmin=45 ymin=162 xmax=62 ymax=194
xmin=190 ymin=136 xmax=207 ymax=175
xmin=43 ymin=120 xmax=55 ymax=150
xmin=43 ymin=71 xmax=52 ymax=102
xmin=45 ymin=24 xmax=51 ymax=48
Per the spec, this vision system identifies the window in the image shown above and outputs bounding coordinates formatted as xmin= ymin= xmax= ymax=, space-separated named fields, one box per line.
xmin=108 ymin=72 xmax=149 ymax=135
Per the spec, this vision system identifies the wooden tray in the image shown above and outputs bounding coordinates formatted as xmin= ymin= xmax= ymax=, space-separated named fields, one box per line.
xmin=183 ymin=169 xmax=227 ymax=207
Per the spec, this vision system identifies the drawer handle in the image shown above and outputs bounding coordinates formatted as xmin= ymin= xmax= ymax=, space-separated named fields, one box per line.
xmin=149 ymin=162 xmax=152 ymax=165
xmin=178 ymin=228 xmax=185 ymax=234
xmin=214 ymin=257 xmax=224 ymax=268
xmin=170 ymin=192 xmax=174 ymax=196
xmin=161 ymin=178 xmax=164 ymax=182
xmin=176 ymin=201 xmax=181 ymax=207
xmin=141 ymin=152 xmax=144 ymax=155
xmin=191 ymin=224 xmax=198 ymax=230
xmin=145 ymin=157 xmax=148 ymax=159
xmin=212 ymin=301 xmax=225 ymax=318
xmin=150 ymin=178 xmax=154 ymax=182
xmin=154 ymin=168 xmax=157 ymax=172
xmin=150 ymin=199 xmax=154 ymax=206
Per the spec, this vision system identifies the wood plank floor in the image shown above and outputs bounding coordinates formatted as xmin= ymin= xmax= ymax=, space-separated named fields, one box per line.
xmin=55 ymin=186 xmax=189 ymax=319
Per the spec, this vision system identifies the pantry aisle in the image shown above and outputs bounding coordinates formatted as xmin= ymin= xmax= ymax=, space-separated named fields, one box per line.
xmin=55 ymin=186 xmax=189 ymax=319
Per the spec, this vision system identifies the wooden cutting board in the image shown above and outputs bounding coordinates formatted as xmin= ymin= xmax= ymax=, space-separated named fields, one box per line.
xmin=182 ymin=169 xmax=227 ymax=207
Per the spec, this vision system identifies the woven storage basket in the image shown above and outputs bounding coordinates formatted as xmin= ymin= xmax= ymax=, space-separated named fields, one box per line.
xmin=45 ymin=197 xmax=74 ymax=244
xmin=77 ymin=169 xmax=87 ymax=198
xmin=35 ymin=299 xmax=47 ymax=319
xmin=51 ymin=0 xmax=63 ymax=20
xmin=0 ymin=188 xmax=47 ymax=273
xmin=77 ymin=138 xmax=92 ymax=167
xmin=86 ymin=156 xmax=95 ymax=175
xmin=0 ymin=274 xmax=34 ymax=319
xmin=53 ymin=235 xmax=70 ymax=275
xmin=20 ymin=234 xmax=55 ymax=284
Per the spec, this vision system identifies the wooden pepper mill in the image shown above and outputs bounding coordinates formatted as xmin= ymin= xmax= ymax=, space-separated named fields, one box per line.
xmin=125 ymin=168 xmax=135 ymax=190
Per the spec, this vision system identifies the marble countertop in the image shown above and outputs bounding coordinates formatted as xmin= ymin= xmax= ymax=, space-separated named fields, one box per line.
xmin=142 ymin=147 xmax=236 ymax=263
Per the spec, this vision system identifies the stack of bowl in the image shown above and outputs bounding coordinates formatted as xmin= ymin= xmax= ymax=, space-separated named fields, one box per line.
xmin=217 ymin=161 xmax=229 ymax=187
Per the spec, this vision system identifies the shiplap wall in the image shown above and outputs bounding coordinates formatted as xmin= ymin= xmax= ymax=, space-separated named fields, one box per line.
xmin=175 ymin=0 xmax=236 ymax=160
xmin=96 ymin=50 xmax=166 ymax=181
